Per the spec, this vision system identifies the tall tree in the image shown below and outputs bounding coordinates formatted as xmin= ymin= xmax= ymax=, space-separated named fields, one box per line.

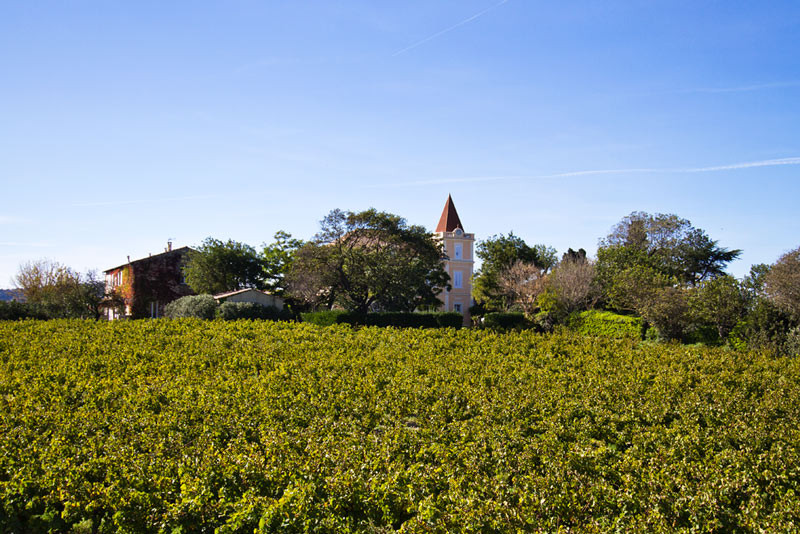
xmin=599 ymin=211 xmax=741 ymax=286
xmin=261 ymin=231 xmax=304 ymax=297
xmin=183 ymin=238 xmax=265 ymax=295
xmin=286 ymin=209 xmax=449 ymax=313
xmin=473 ymin=233 xmax=556 ymax=311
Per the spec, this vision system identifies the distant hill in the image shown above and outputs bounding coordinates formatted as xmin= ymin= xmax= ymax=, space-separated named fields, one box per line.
xmin=0 ymin=289 xmax=24 ymax=302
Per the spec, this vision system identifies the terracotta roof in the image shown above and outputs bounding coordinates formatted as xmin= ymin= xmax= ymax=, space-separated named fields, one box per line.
xmin=435 ymin=194 xmax=464 ymax=233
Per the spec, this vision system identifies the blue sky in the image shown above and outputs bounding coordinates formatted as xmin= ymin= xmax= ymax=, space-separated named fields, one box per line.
xmin=2 ymin=1 xmax=799 ymax=285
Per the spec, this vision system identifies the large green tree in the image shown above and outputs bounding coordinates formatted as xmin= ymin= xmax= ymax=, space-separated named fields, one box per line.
xmin=689 ymin=274 xmax=747 ymax=340
xmin=596 ymin=212 xmax=741 ymax=340
xmin=473 ymin=233 xmax=556 ymax=311
xmin=286 ymin=209 xmax=449 ymax=313
xmin=261 ymin=231 xmax=304 ymax=297
xmin=183 ymin=238 xmax=265 ymax=295
xmin=598 ymin=211 xmax=741 ymax=287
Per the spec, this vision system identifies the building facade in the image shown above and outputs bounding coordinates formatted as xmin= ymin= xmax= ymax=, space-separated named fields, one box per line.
xmin=434 ymin=195 xmax=474 ymax=326
xmin=104 ymin=243 xmax=194 ymax=319
xmin=213 ymin=288 xmax=285 ymax=310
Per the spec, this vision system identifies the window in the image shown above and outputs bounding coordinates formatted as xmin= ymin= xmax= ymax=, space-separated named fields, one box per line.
xmin=454 ymin=243 xmax=462 ymax=260
xmin=453 ymin=270 xmax=463 ymax=288
xmin=453 ymin=303 xmax=462 ymax=313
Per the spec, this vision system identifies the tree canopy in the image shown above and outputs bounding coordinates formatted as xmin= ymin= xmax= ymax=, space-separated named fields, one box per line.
xmin=183 ymin=238 xmax=265 ymax=295
xmin=599 ymin=211 xmax=741 ymax=286
xmin=261 ymin=231 xmax=304 ymax=297
xmin=765 ymin=247 xmax=800 ymax=321
xmin=287 ymin=209 xmax=449 ymax=313
xmin=13 ymin=259 xmax=104 ymax=319
xmin=593 ymin=212 xmax=743 ymax=340
xmin=473 ymin=233 xmax=556 ymax=311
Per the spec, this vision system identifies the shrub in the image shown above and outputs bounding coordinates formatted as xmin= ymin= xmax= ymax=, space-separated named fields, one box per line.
xmin=164 ymin=295 xmax=218 ymax=319
xmin=532 ymin=311 xmax=556 ymax=333
xmin=728 ymin=299 xmax=797 ymax=354
xmin=430 ymin=312 xmax=464 ymax=329
xmin=483 ymin=312 xmax=528 ymax=330
xmin=683 ymin=324 xmax=722 ymax=346
xmin=0 ymin=301 xmax=47 ymax=320
xmin=300 ymin=310 xmax=360 ymax=326
xmin=565 ymin=310 xmax=643 ymax=340
xmin=218 ymin=302 xmax=290 ymax=321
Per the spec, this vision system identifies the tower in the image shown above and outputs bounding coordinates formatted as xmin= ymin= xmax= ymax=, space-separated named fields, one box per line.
xmin=434 ymin=195 xmax=474 ymax=326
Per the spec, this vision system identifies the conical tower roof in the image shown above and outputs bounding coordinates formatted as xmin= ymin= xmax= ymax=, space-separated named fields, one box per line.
xmin=435 ymin=194 xmax=464 ymax=233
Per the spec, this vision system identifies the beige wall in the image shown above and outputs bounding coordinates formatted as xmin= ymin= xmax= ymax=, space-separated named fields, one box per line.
xmin=436 ymin=231 xmax=475 ymax=326
xmin=220 ymin=290 xmax=284 ymax=310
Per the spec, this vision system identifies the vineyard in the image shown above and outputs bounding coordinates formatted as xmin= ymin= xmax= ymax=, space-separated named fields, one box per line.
xmin=1 ymin=320 xmax=799 ymax=532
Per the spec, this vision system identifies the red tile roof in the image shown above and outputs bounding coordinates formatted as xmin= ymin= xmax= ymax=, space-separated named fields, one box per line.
xmin=435 ymin=194 xmax=464 ymax=233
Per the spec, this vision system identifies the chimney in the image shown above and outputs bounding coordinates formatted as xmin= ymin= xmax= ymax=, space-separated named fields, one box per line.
xmin=167 ymin=240 xmax=173 ymax=252
xmin=127 ymin=255 xmax=130 ymax=263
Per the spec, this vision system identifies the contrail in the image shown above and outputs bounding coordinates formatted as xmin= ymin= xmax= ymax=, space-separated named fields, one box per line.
xmin=392 ymin=0 xmax=509 ymax=57
xmin=679 ymin=157 xmax=800 ymax=172
xmin=682 ymin=81 xmax=800 ymax=94
xmin=72 ymin=194 xmax=221 ymax=208
xmin=371 ymin=157 xmax=800 ymax=187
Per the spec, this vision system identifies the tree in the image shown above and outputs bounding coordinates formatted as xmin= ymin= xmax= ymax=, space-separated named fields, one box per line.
xmin=261 ymin=231 xmax=304 ymax=297
xmin=689 ymin=275 xmax=747 ymax=340
xmin=495 ymin=260 xmax=545 ymax=316
xmin=533 ymin=244 xmax=559 ymax=273
xmin=13 ymin=260 xmax=105 ymax=319
xmin=287 ymin=209 xmax=449 ymax=313
xmin=765 ymin=246 xmax=800 ymax=321
xmin=600 ymin=261 xmax=671 ymax=314
xmin=473 ymin=233 xmax=556 ymax=311
xmin=599 ymin=211 xmax=741 ymax=286
xmin=742 ymin=263 xmax=770 ymax=306
xmin=641 ymin=286 xmax=690 ymax=341
xmin=183 ymin=238 xmax=265 ymax=295
xmin=76 ymin=270 xmax=106 ymax=320
xmin=544 ymin=254 xmax=600 ymax=316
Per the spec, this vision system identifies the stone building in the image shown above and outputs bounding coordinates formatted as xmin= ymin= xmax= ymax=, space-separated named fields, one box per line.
xmin=104 ymin=243 xmax=194 ymax=319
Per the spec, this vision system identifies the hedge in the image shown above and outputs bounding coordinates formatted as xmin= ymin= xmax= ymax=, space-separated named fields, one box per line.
xmin=301 ymin=311 xmax=463 ymax=329
xmin=218 ymin=302 xmax=290 ymax=321
xmin=0 ymin=300 xmax=47 ymax=321
xmin=565 ymin=310 xmax=643 ymax=339
xmin=483 ymin=312 xmax=528 ymax=330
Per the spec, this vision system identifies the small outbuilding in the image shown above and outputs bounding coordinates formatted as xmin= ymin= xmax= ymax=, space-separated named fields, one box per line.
xmin=213 ymin=288 xmax=284 ymax=310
